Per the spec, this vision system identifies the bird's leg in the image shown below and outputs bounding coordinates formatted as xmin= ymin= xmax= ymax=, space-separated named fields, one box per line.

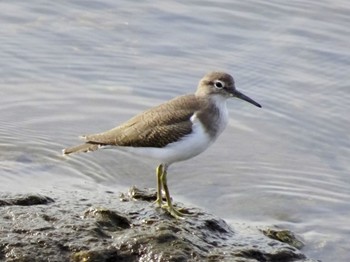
xmin=160 ymin=165 xmax=184 ymax=218
xmin=153 ymin=164 xmax=163 ymax=207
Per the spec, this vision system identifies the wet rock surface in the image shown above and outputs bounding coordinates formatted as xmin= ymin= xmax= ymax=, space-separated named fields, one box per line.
xmin=261 ymin=228 xmax=305 ymax=250
xmin=0 ymin=194 xmax=54 ymax=206
xmin=0 ymin=187 xmax=318 ymax=262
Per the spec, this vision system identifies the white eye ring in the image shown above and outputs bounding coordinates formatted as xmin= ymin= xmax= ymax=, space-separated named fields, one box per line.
xmin=214 ymin=80 xmax=225 ymax=89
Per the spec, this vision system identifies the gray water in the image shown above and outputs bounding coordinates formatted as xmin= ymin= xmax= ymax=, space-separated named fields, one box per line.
xmin=1 ymin=1 xmax=350 ymax=261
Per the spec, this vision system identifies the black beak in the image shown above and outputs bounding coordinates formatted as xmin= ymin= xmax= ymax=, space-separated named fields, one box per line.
xmin=233 ymin=90 xmax=262 ymax=108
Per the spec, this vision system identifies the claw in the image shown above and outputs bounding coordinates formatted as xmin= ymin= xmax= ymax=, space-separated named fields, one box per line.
xmin=161 ymin=204 xmax=185 ymax=219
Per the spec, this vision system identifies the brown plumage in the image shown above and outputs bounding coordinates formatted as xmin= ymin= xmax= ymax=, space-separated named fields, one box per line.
xmin=63 ymin=94 xmax=203 ymax=154
xmin=63 ymin=71 xmax=261 ymax=156
xmin=63 ymin=71 xmax=262 ymax=218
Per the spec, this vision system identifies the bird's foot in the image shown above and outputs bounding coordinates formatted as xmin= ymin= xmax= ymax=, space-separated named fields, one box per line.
xmin=153 ymin=197 xmax=163 ymax=208
xmin=161 ymin=204 xmax=187 ymax=219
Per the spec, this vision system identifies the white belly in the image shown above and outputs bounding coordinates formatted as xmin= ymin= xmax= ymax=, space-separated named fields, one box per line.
xmin=117 ymin=114 xmax=212 ymax=166
xmin=114 ymin=98 xmax=229 ymax=166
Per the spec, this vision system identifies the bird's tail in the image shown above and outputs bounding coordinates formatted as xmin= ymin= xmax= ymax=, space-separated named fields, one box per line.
xmin=62 ymin=143 xmax=101 ymax=155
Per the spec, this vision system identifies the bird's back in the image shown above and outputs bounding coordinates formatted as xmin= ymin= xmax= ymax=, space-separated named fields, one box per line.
xmin=82 ymin=94 xmax=202 ymax=148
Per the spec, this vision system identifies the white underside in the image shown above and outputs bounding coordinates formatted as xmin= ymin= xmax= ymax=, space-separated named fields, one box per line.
xmin=114 ymin=114 xmax=213 ymax=166
xmin=108 ymin=95 xmax=229 ymax=166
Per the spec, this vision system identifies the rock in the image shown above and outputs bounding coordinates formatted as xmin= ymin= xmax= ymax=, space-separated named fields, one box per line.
xmin=261 ymin=227 xmax=305 ymax=250
xmin=0 ymin=187 xmax=318 ymax=262
xmin=0 ymin=194 xmax=54 ymax=206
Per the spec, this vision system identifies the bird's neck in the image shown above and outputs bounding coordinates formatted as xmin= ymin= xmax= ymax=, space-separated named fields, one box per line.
xmin=196 ymin=94 xmax=229 ymax=139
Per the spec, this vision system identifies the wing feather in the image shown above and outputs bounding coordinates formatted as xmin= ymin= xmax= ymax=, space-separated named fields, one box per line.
xmin=83 ymin=94 xmax=200 ymax=148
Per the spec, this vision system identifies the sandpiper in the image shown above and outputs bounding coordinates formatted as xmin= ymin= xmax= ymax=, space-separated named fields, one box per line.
xmin=63 ymin=71 xmax=261 ymax=218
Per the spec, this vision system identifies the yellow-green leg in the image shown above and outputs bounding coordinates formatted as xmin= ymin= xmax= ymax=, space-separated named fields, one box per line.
xmin=153 ymin=164 xmax=163 ymax=207
xmin=160 ymin=165 xmax=185 ymax=219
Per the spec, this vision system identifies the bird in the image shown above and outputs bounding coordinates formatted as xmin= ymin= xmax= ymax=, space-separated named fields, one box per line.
xmin=63 ymin=71 xmax=261 ymax=218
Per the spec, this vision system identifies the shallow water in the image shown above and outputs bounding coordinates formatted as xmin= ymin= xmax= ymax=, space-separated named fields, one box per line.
xmin=1 ymin=1 xmax=350 ymax=261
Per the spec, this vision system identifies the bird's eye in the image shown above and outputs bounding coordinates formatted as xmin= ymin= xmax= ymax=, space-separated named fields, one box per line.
xmin=214 ymin=80 xmax=225 ymax=89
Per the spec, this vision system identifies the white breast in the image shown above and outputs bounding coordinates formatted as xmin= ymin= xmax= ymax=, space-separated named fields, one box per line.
xmin=210 ymin=95 xmax=229 ymax=138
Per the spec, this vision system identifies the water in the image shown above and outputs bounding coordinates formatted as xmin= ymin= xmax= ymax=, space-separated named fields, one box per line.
xmin=1 ymin=1 xmax=350 ymax=261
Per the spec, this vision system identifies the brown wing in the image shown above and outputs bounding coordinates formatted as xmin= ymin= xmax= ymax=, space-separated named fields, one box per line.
xmin=83 ymin=94 xmax=201 ymax=148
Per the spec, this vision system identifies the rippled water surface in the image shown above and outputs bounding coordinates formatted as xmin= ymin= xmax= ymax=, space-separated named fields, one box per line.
xmin=1 ymin=1 xmax=350 ymax=261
